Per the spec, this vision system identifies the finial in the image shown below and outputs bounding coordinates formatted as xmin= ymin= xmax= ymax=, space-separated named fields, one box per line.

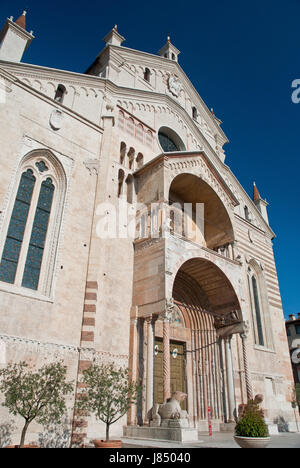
xmin=114 ymin=24 xmax=118 ymax=31
xmin=15 ymin=10 xmax=27 ymax=30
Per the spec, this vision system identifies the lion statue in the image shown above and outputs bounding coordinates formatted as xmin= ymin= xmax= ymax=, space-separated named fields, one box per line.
xmin=148 ymin=391 xmax=189 ymax=427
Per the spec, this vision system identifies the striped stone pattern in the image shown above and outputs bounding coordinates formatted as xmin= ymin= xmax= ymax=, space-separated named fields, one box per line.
xmin=235 ymin=220 xmax=283 ymax=310
xmin=71 ymin=280 xmax=98 ymax=447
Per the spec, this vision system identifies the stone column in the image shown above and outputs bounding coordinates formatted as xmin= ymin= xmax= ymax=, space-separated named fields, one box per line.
xmin=161 ymin=298 xmax=175 ymax=402
xmin=163 ymin=317 xmax=171 ymax=402
xmin=240 ymin=322 xmax=253 ymax=401
xmin=146 ymin=316 xmax=155 ymax=414
xmin=224 ymin=335 xmax=236 ymax=422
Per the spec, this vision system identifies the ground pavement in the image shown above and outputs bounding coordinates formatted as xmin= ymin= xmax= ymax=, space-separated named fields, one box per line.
xmin=122 ymin=432 xmax=300 ymax=449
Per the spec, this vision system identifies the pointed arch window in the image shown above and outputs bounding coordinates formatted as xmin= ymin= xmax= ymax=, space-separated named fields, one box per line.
xmin=0 ymin=169 xmax=36 ymax=284
xmin=0 ymin=152 xmax=66 ymax=295
xmin=248 ymin=266 xmax=265 ymax=347
xmin=144 ymin=68 xmax=151 ymax=83
xmin=54 ymin=84 xmax=67 ymax=103
xmin=22 ymin=178 xmax=55 ymax=290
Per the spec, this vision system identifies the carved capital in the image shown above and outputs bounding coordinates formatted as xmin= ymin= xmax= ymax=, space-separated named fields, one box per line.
xmin=84 ymin=159 xmax=99 ymax=176
xmin=240 ymin=320 xmax=250 ymax=339
xmin=159 ymin=298 xmax=175 ymax=322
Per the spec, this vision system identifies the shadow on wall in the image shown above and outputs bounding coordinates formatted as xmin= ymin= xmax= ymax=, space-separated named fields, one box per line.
xmin=0 ymin=421 xmax=16 ymax=448
xmin=38 ymin=418 xmax=71 ymax=448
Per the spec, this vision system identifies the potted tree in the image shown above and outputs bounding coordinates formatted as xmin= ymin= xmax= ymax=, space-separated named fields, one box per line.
xmin=234 ymin=398 xmax=270 ymax=448
xmin=0 ymin=361 xmax=73 ymax=448
xmin=76 ymin=361 xmax=141 ymax=448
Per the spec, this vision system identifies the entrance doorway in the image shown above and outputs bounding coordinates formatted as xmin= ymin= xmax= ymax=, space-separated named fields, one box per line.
xmin=154 ymin=338 xmax=186 ymax=408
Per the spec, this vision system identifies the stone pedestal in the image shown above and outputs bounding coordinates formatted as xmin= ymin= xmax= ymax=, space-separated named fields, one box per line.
xmin=160 ymin=418 xmax=189 ymax=428
xmin=123 ymin=425 xmax=199 ymax=443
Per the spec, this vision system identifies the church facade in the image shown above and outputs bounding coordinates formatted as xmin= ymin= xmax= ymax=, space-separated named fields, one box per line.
xmin=0 ymin=11 xmax=297 ymax=445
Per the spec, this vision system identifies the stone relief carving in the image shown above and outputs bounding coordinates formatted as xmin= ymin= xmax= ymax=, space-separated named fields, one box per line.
xmin=49 ymin=109 xmax=64 ymax=130
xmin=157 ymin=298 xmax=175 ymax=322
xmin=214 ymin=310 xmax=241 ymax=329
xmin=168 ymin=74 xmax=183 ymax=97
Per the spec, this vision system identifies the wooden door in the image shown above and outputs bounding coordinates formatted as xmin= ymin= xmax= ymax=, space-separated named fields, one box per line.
xmin=154 ymin=338 xmax=186 ymax=408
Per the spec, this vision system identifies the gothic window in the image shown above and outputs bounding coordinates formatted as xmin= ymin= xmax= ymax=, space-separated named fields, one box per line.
xmin=127 ymin=147 xmax=135 ymax=170
xmin=0 ymin=151 xmax=66 ymax=295
xmin=192 ymin=107 xmax=198 ymax=120
xmin=136 ymin=153 xmax=144 ymax=169
xmin=0 ymin=169 xmax=36 ymax=284
xmin=22 ymin=178 xmax=55 ymax=290
xmin=144 ymin=68 xmax=151 ymax=82
xmin=244 ymin=205 xmax=250 ymax=221
xmin=54 ymin=84 xmax=67 ymax=103
xmin=117 ymin=169 xmax=125 ymax=197
xmin=248 ymin=266 xmax=265 ymax=347
xmin=120 ymin=142 xmax=126 ymax=165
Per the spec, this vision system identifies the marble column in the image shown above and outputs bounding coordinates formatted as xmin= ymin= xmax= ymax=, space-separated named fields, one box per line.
xmin=240 ymin=325 xmax=253 ymax=401
xmin=224 ymin=335 xmax=236 ymax=422
xmin=163 ymin=317 xmax=171 ymax=402
xmin=146 ymin=316 xmax=155 ymax=414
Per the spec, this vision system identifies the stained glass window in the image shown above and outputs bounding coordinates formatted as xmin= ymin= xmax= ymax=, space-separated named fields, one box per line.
xmin=35 ymin=161 xmax=49 ymax=173
xmin=158 ymin=132 xmax=179 ymax=152
xmin=0 ymin=170 xmax=36 ymax=284
xmin=22 ymin=177 xmax=55 ymax=290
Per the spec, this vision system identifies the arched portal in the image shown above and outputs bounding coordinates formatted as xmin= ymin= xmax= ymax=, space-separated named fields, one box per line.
xmin=152 ymin=257 xmax=243 ymax=428
xmin=170 ymin=258 xmax=242 ymax=425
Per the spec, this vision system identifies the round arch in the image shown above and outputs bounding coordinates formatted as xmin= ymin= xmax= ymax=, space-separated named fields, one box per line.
xmin=168 ymin=172 xmax=235 ymax=249
xmin=172 ymin=257 xmax=242 ymax=321
xmin=158 ymin=126 xmax=186 ymax=153
xmin=169 ymin=257 xmax=243 ymax=422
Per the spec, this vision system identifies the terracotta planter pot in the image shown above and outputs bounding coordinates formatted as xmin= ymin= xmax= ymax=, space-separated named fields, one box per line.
xmin=94 ymin=440 xmax=123 ymax=448
xmin=234 ymin=435 xmax=270 ymax=448
xmin=5 ymin=444 xmax=39 ymax=448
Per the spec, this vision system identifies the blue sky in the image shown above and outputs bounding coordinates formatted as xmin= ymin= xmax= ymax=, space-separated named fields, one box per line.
xmin=1 ymin=1 xmax=299 ymax=318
